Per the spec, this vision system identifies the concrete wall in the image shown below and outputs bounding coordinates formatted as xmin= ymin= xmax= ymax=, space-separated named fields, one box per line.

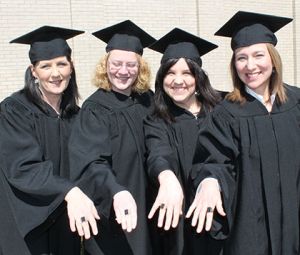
xmin=0 ymin=0 xmax=299 ymax=102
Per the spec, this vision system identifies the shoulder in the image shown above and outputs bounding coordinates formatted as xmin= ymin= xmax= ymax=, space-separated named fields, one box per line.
xmin=284 ymin=84 xmax=300 ymax=100
xmin=1 ymin=91 xmax=33 ymax=116
xmin=135 ymin=90 xmax=154 ymax=107
xmin=80 ymin=91 xmax=113 ymax=119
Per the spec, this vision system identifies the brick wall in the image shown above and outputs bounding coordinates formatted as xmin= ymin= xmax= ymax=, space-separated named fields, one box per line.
xmin=0 ymin=0 xmax=299 ymax=102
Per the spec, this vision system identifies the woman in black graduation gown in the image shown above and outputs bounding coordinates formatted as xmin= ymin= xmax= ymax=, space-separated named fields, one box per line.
xmin=0 ymin=26 xmax=99 ymax=254
xmin=144 ymin=28 xmax=223 ymax=255
xmin=187 ymin=11 xmax=300 ymax=255
xmin=68 ymin=20 xmax=155 ymax=255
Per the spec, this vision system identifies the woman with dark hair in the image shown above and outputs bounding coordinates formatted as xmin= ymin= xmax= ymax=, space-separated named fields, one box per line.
xmin=0 ymin=26 xmax=99 ymax=254
xmin=144 ymin=28 xmax=223 ymax=255
xmin=68 ymin=20 xmax=155 ymax=254
xmin=188 ymin=11 xmax=300 ymax=255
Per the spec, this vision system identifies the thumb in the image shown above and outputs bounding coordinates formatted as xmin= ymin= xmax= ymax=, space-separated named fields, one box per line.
xmin=215 ymin=198 xmax=226 ymax=216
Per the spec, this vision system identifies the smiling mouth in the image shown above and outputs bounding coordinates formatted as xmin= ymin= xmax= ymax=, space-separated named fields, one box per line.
xmin=246 ymin=72 xmax=261 ymax=78
xmin=49 ymin=80 xmax=62 ymax=85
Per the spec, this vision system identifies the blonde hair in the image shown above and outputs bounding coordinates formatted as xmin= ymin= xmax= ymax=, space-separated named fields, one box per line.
xmin=92 ymin=52 xmax=151 ymax=93
xmin=226 ymin=43 xmax=286 ymax=104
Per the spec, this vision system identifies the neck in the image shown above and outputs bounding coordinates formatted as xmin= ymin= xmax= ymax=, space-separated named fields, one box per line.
xmin=175 ymin=97 xmax=201 ymax=115
xmin=42 ymin=94 xmax=62 ymax=114
xmin=112 ymin=87 xmax=132 ymax=96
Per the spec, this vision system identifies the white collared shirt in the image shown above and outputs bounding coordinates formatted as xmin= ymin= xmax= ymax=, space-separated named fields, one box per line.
xmin=245 ymin=86 xmax=276 ymax=107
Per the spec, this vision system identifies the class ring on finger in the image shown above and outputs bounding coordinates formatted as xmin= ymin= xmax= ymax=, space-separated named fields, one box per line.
xmin=124 ymin=209 xmax=129 ymax=215
xmin=80 ymin=216 xmax=86 ymax=223
xmin=206 ymin=207 xmax=213 ymax=213
xmin=159 ymin=203 xmax=165 ymax=210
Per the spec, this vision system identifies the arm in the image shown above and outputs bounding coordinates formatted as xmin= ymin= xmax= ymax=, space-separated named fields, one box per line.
xmin=0 ymin=99 xmax=75 ymax=236
xmin=69 ymin=104 xmax=136 ymax=232
xmin=144 ymin=116 xmax=184 ymax=230
xmin=187 ymin=109 xmax=239 ymax=239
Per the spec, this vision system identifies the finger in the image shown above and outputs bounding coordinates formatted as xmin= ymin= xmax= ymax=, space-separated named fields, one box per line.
xmin=69 ymin=215 xmax=76 ymax=232
xmin=92 ymin=206 xmax=101 ymax=220
xmin=88 ymin=216 xmax=98 ymax=236
xmin=191 ymin=205 xmax=201 ymax=227
xmin=186 ymin=201 xmax=196 ymax=218
xmin=157 ymin=205 xmax=166 ymax=228
xmin=82 ymin=222 xmax=91 ymax=239
xmin=216 ymin=199 xmax=226 ymax=216
xmin=131 ymin=207 xmax=137 ymax=230
xmin=171 ymin=205 xmax=180 ymax=228
xmin=148 ymin=202 xmax=160 ymax=219
xmin=120 ymin=210 xmax=128 ymax=230
xmin=205 ymin=208 xmax=214 ymax=231
xmin=164 ymin=206 xmax=173 ymax=230
xmin=75 ymin=220 xmax=84 ymax=237
xmin=115 ymin=208 xmax=122 ymax=224
xmin=196 ymin=208 xmax=207 ymax=233
xmin=126 ymin=211 xmax=132 ymax=233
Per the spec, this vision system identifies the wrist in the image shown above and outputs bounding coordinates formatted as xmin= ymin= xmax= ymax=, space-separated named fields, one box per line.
xmin=158 ymin=170 xmax=174 ymax=184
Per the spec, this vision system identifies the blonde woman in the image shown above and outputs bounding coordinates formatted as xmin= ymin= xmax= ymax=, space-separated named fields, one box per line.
xmin=69 ymin=20 xmax=155 ymax=255
xmin=188 ymin=11 xmax=300 ymax=255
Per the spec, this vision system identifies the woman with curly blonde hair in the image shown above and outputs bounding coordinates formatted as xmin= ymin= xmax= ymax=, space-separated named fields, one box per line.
xmin=69 ymin=20 xmax=156 ymax=255
xmin=93 ymin=52 xmax=151 ymax=93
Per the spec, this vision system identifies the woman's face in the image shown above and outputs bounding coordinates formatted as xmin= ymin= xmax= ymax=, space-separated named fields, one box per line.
xmin=234 ymin=43 xmax=273 ymax=95
xmin=163 ymin=58 xmax=197 ymax=109
xmin=107 ymin=49 xmax=139 ymax=96
xmin=31 ymin=56 xmax=72 ymax=99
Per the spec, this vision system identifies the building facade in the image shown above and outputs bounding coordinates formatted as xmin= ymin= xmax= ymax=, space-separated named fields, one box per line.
xmin=0 ymin=0 xmax=299 ymax=102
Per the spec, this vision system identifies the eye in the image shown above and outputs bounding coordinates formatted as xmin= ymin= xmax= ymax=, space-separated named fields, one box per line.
xmin=40 ymin=64 xmax=50 ymax=69
xmin=255 ymin=53 xmax=264 ymax=58
xmin=111 ymin=61 xmax=122 ymax=68
xmin=166 ymin=71 xmax=175 ymax=76
xmin=57 ymin=62 xmax=69 ymax=67
xmin=126 ymin=62 xmax=138 ymax=68
xmin=183 ymin=71 xmax=192 ymax=76
xmin=236 ymin=56 xmax=247 ymax=62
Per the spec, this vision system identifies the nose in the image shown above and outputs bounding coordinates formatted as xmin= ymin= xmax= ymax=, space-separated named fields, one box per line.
xmin=51 ymin=67 xmax=61 ymax=77
xmin=246 ymin=57 xmax=256 ymax=70
xmin=173 ymin=75 xmax=184 ymax=85
xmin=118 ymin=64 xmax=129 ymax=74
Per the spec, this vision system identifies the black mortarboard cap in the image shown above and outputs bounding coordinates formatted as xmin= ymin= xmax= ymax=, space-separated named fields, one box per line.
xmin=215 ymin=11 xmax=292 ymax=50
xmin=10 ymin=26 xmax=84 ymax=63
xmin=92 ymin=20 xmax=156 ymax=55
xmin=149 ymin=28 xmax=218 ymax=64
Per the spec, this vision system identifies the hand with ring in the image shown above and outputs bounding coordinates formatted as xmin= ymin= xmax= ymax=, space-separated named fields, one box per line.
xmin=113 ymin=190 xmax=137 ymax=233
xmin=186 ymin=178 xmax=225 ymax=233
xmin=148 ymin=170 xmax=184 ymax=230
xmin=65 ymin=187 xmax=100 ymax=239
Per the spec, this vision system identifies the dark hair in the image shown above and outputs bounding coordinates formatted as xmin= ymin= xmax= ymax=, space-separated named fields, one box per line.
xmin=23 ymin=56 xmax=79 ymax=118
xmin=153 ymin=58 xmax=221 ymax=122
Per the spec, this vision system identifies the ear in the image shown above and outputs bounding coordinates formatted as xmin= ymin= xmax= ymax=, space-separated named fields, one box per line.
xmin=30 ymin=64 xmax=37 ymax=79
xmin=70 ymin=60 xmax=74 ymax=74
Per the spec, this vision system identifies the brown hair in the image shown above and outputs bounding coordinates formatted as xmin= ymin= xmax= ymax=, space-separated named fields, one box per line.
xmin=92 ymin=52 xmax=151 ymax=93
xmin=226 ymin=43 xmax=286 ymax=104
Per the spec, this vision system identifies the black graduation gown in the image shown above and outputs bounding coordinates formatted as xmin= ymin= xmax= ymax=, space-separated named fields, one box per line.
xmin=144 ymin=103 xmax=224 ymax=255
xmin=0 ymin=162 xmax=31 ymax=255
xmin=69 ymin=89 xmax=153 ymax=255
xmin=191 ymin=84 xmax=300 ymax=255
xmin=0 ymin=91 xmax=80 ymax=254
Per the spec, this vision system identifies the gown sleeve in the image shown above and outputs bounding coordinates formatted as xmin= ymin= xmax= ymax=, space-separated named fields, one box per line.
xmin=191 ymin=107 xmax=239 ymax=240
xmin=144 ymin=115 xmax=179 ymax=181
xmin=0 ymin=98 xmax=74 ymax=236
xmin=68 ymin=102 xmax=125 ymax=217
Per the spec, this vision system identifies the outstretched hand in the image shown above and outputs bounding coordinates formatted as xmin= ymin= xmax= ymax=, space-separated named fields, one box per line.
xmin=148 ymin=170 xmax=184 ymax=230
xmin=113 ymin=190 xmax=137 ymax=233
xmin=186 ymin=178 xmax=225 ymax=233
xmin=65 ymin=187 xmax=100 ymax=239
